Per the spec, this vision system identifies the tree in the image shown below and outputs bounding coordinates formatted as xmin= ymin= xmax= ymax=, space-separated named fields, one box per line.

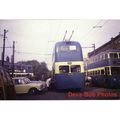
xmin=16 ymin=60 xmax=50 ymax=81
xmin=6 ymin=56 xmax=10 ymax=63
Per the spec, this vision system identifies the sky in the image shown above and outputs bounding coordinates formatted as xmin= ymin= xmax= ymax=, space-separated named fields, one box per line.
xmin=0 ymin=19 xmax=120 ymax=70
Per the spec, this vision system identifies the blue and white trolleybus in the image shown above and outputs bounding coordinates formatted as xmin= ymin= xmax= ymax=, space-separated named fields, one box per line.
xmin=52 ymin=38 xmax=85 ymax=90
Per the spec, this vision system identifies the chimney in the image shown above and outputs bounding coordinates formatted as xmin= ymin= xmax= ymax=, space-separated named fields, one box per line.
xmin=111 ymin=37 xmax=114 ymax=41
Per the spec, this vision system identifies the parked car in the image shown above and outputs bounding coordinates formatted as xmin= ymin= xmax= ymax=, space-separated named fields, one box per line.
xmin=0 ymin=67 xmax=16 ymax=100
xmin=12 ymin=77 xmax=46 ymax=94
xmin=31 ymin=80 xmax=47 ymax=89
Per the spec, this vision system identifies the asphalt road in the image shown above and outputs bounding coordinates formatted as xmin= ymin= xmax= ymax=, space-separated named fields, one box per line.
xmin=16 ymin=87 xmax=120 ymax=100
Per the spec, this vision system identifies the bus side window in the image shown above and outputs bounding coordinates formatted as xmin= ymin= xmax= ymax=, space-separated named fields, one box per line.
xmin=105 ymin=67 xmax=109 ymax=75
xmin=119 ymin=53 xmax=120 ymax=59
xmin=95 ymin=71 xmax=97 ymax=75
xmin=97 ymin=70 xmax=100 ymax=75
xmin=101 ymin=70 xmax=104 ymax=75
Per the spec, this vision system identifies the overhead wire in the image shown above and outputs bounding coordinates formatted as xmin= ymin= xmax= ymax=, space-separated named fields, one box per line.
xmin=84 ymin=20 xmax=109 ymax=41
xmin=81 ymin=20 xmax=102 ymax=40
xmin=15 ymin=51 xmax=51 ymax=56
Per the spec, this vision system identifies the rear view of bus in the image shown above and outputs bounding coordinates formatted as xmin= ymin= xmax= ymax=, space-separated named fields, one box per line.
xmin=52 ymin=41 xmax=85 ymax=90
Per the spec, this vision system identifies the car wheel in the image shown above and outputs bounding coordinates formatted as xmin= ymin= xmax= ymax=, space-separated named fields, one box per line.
xmin=28 ymin=88 xmax=38 ymax=95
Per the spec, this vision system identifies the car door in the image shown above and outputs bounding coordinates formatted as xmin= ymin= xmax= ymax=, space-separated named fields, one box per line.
xmin=14 ymin=79 xmax=28 ymax=93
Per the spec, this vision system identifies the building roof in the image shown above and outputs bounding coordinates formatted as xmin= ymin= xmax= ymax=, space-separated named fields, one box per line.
xmin=88 ymin=33 xmax=120 ymax=57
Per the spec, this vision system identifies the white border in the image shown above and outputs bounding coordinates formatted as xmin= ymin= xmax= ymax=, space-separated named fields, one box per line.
xmin=0 ymin=0 xmax=119 ymax=19
xmin=0 ymin=0 xmax=120 ymax=120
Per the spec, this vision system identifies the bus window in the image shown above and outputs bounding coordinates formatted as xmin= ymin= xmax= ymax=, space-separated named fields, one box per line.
xmin=87 ymin=72 xmax=90 ymax=76
xmin=97 ymin=70 xmax=100 ymax=75
xmin=110 ymin=53 xmax=118 ymax=59
xmin=59 ymin=45 xmax=78 ymax=52
xmin=105 ymin=67 xmax=110 ymax=75
xmin=71 ymin=65 xmax=81 ymax=73
xmin=119 ymin=53 xmax=120 ymax=59
xmin=69 ymin=46 xmax=77 ymax=51
xmin=59 ymin=66 xmax=69 ymax=73
xmin=60 ymin=46 xmax=69 ymax=51
xmin=91 ymin=71 xmax=94 ymax=76
xmin=95 ymin=71 xmax=97 ymax=75
xmin=101 ymin=69 xmax=104 ymax=75
xmin=111 ymin=67 xmax=120 ymax=75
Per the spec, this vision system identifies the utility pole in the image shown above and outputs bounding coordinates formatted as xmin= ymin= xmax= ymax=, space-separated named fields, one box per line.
xmin=82 ymin=43 xmax=96 ymax=56
xmin=2 ymin=29 xmax=8 ymax=67
xmin=12 ymin=41 xmax=15 ymax=77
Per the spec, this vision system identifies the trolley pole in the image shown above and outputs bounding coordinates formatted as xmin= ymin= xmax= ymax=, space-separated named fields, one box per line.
xmin=12 ymin=41 xmax=15 ymax=77
xmin=2 ymin=29 xmax=8 ymax=67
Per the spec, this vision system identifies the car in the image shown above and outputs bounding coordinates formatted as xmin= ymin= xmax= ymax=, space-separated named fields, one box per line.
xmin=31 ymin=80 xmax=47 ymax=89
xmin=0 ymin=66 xmax=16 ymax=100
xmin=12 ymin=77 xmax=46 ymax=94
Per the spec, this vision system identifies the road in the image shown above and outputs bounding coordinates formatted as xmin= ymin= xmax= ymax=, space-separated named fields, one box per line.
xmin=16 ymin=86 xmax=120 ymax=100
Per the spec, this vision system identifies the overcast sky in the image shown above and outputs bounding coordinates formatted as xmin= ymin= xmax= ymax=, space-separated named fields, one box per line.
xmin=0 ymin=19 xmax=120 ymax=69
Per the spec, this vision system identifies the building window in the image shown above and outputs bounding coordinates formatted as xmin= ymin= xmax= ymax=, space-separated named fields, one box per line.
xmin=105 ymin=54 xmax=108 ymax=59
xmin=103 ymin=54 xmax=105 ymax=59
xmin=98 ymin=55 xmax=100 ymax=61
xmin=109 ymin=53 xmax=118 ymax=59
xmin=100 ymin=55 xmax=102 ymax=60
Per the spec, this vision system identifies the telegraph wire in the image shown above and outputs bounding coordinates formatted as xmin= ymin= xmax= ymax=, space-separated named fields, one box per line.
xmin=81 ymin=20 xmax=102 ymax=40
xmin=84 ymin=20 xmax=109 ymax=41
xmin=15 ymin=51 xmax=51 ymax=56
